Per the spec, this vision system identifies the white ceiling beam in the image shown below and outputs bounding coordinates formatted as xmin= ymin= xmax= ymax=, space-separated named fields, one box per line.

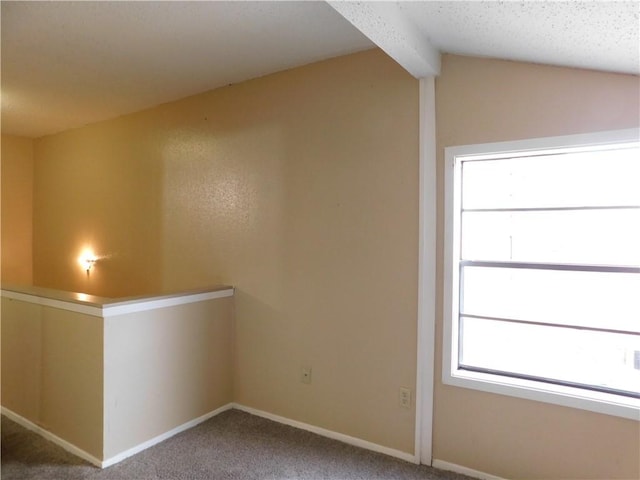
xmin=327 ymin=1 xmax=440 ymax=77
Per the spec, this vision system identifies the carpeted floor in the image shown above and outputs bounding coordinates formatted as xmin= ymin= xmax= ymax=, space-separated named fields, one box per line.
xmin=1 ymin=409 xmax=473 ymax=480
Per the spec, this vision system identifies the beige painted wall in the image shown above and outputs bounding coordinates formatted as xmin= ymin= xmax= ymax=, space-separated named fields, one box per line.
xmin=32 ymin=49 xmax=420 ymax=454
xmin=33 ymin=124 xmax=164 ymax=297
xmin=1 ymin=297 xmax=103 ymax=458
xmin=434 ymin=55 xmax=640 ymax=480
xmin=1 ymin=135 xmax=34 ymax=285
xmin=104 ymin=296 xmax=234 ymax=459
xmin=1 ymin=297 xmax=42 ymax=420
xmin=2 ymin=286 xmax=233 ymax=462
xmin=21 ymin=48 xmax=639 ymax=477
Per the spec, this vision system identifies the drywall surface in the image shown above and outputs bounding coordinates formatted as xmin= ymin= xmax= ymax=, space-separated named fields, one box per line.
xmin=1 ymin=297 xmax=103 ymax=458
xmin=32 ymin=49 xmax=420 ymax=455
xmin=103 ymin=296 xmax=234 ymax=459
xmin=2 ymin=286 xmax=233 ymax=462
xmin=33 ymin=122 xmax=164 ymax=297
xmin=434 ymin=54 xmax=640 ymax=480
xmin=1 ymin=135 xmax=34 ymax=284
xmin=1 ymin=297 xmax=42 ymax=420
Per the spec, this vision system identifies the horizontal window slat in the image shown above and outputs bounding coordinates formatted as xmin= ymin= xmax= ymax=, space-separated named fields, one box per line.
xmin=461 ymin=147 xmax=640 ymax=210
xmin=460 ymin=313 xmax=640 ymax=337
xmin=461 ymin=209 xmax=640 ymax=266
xmin=461 ymin=267 xmax=640 ymax=333
xmin=458 ymin=365 xmax=640 ymax=400
xmin=460 ymin=260 xmax=640 ymax=274
xmin=459 ymin=317 xmax=640 ymax=397
xmin=463 ymin=205 xmax=640 ymax=213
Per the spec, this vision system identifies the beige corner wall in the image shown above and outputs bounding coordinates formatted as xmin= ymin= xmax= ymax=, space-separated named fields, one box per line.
xmin=28 ymin=48 xmax=638 ymax=476
xmin=104 ymin=296 xmax=234 ymax=459
xmin=1 ymin=297 xmax=42 ymax=421
xmin=434 ymin=54 xmax=640 ymax=480
xmin=1 ymin=297 xmax=103 ymax=458
xmin=32 ymin=49 xmax=420 ymax=454
xmin=1 ymin=135 xmax=34 ymax=285
xmin=33 ymin=123 xmax=164 ymax=297
xmin=2 ymin=287 xmax=232 ymax=462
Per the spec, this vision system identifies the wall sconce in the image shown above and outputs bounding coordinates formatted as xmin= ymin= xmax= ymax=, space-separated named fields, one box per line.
xmin=82 ymin=257 xmax=97 ymax=273
xmin=78 ymin=249 xmax=98 ymax=275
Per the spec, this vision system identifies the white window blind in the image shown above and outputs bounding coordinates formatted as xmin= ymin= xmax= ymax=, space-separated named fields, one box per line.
xmin=443 ymin=129 xmax=640 ymax=419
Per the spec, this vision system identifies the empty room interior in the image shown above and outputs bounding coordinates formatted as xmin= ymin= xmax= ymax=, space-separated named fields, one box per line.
xmin=1 ymin=2 xmax=639 ymax=479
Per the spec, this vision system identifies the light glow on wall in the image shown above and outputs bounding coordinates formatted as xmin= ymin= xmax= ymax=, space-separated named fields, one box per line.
xmin=78 ymin=248 xmax=98 ymax=274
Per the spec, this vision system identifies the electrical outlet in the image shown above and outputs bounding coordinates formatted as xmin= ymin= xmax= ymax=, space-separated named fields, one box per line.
xmin=301 ymin=367 xmax=312 ymax=384
xmin=399 ymin=387 xmax=411 ymax=408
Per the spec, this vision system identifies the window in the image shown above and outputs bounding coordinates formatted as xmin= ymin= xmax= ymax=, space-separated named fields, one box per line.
xmin=443 ymin=129 xmax=640 ymax=419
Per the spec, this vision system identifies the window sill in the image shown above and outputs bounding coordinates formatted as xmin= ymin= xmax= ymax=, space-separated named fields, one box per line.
xmin=443 ymin=368 xmax=640 ymax=421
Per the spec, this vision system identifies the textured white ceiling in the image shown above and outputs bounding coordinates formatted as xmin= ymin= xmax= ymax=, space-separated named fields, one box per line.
xmin=399 ymin=1 xmax=640 ymax=75
xmin=1 ymin=1 xmax=639 ymax=138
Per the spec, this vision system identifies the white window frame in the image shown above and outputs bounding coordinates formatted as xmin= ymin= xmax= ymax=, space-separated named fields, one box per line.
xmin=443 ymin=128 xmax=640 ymax=421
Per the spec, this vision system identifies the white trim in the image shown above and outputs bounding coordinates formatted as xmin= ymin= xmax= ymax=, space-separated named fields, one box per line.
xmin=102 ymin=289 xmax=234 ymax=317
xmin=1 ymin=404 xmax=235 ymax=469
xmin=102 ymin=403 xmax=234 ymax=468
xmin=442 ymin=141 xmax=462 ymax=411
xmin=432 ymin=459 xmax=507 ymax=480
xmin=444 ymin=369 xmax=640 ymax=420
xmin=442 ymin=128 xmax=640 ymax=421
xmin=416 ymin=76 xmax=436 ymax=466
xmin=232 ymin=404 xmax=418 ymax=464
xmin=1 ymin=287 xmax=234 ymax=318
xmin=444 ymin=127 xmax=639 ymax=159
xmin=1 ymin=289 xmax=103 ymax=317
xmin=1 ymin=406 xmax=103 ymax=468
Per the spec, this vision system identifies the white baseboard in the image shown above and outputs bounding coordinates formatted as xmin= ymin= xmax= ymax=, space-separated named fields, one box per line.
xmin=4 ymin=402 xmax=424 ymax=470
xmin=101 ymin=403 xmax=234 ymax=468
xmin=2 ymin=403 xmax=235 ymax=469
xmin=432 ymin=459 xmax=507 ymax=480
xmin=232 ymin=403 xmax=418 ymax=464
xmin=1 ymin=406 xmax=103 ymax=468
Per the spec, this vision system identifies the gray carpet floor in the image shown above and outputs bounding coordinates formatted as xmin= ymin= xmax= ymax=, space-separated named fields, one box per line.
xmin=1 ymin=409 xmax=473 ymax=480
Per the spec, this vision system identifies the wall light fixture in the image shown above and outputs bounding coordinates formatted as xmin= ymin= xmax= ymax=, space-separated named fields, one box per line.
xmin=79 ymin=249 xmax=98 ymax=274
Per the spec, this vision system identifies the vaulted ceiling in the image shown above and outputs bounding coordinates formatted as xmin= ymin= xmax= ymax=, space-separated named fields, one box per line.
xmin=2 ymin=1 xmax=638 ymax=138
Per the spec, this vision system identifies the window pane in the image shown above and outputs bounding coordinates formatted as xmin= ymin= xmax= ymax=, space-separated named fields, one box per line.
xmin=462 ymin=147 xmax=640 ymax=209
xmin=460 ymin=316 xmax=640 ymax=395
xmin=462 ymin=267 xmax=640 ymax=333
xmin=461 ymin=209 xmax=640 ymax=265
